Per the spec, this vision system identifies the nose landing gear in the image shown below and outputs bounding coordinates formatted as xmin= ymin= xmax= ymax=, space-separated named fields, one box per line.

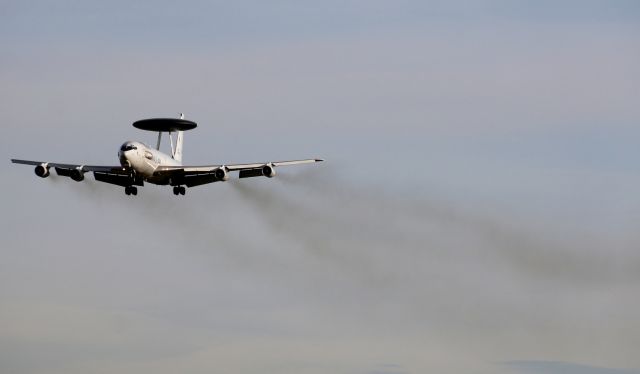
xmin=173 ymin=186 xmax=186 ymax=195
xmin=125 ymin=186 xmax=138 ymax=196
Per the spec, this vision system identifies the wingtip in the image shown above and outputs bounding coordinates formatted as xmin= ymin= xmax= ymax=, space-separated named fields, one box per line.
xmin=315 ymin=158 xmax=324 ymax=162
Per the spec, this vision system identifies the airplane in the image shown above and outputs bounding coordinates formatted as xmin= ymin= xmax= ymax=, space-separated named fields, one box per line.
xmin=11 ymin=115 xmax=323 ymax=196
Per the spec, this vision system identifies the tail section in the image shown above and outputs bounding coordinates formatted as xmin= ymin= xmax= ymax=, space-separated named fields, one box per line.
xmin=173 ymin=130 xmax=184 ymax=162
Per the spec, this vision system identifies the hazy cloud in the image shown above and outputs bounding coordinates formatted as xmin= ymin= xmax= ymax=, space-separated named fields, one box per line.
xmin=2 ymin=1 xmax=639 ymax=373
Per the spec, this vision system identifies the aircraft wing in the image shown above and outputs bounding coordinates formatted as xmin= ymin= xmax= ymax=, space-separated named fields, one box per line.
xmin=11 ymin=159 xmax=127 ymax=173
xmin=155 ymin=158 xmax=323 ymax=173
xmin=11 ymin=159 xmax=135 ymax=186
xmin=153 ymin=158 xmax=323 ymax=187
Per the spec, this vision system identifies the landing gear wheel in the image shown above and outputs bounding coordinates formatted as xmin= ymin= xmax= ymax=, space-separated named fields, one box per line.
xmin=125 ymin=186 xmax=131 ymax=195
xmin=173 ymin=186 xmax=186 ymax=195
xmin=131 ymin=186 xmax=138 ymax=196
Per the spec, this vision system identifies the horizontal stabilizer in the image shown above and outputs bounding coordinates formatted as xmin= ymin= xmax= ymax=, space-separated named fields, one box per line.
xmin=54 ymin=167 xmax=73 ymax=177
xmin=238 ymin=168 xmax=264 ymax=178
xmin=94 ymin=172 xmax=142 ymax=187
xmin=182 ymin=174 xmax=218 ymax=187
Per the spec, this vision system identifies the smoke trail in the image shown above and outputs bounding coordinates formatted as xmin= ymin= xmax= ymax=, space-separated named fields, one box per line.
xmin=231 ymin=169 xmax=640 ymax=289
xmin=230 ymin=178 xmax=386 ymax=285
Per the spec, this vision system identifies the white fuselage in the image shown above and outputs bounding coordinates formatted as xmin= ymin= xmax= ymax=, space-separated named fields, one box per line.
xmin=118 ymin=141 xmax=180 ymax=184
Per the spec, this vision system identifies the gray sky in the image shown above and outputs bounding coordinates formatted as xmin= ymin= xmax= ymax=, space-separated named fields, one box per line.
xmin=1 ymin=1 xmax=640 ymax=373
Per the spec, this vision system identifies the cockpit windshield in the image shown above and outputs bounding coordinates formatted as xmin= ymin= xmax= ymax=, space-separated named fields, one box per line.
xmin=120 ymin=144 xmax=137 ymax=152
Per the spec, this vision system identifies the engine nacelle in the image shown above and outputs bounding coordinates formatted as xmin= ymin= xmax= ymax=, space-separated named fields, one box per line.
xmin=70 ymin=167 xmax=85 ymax=182
xmin=214 ymin=166 xmax=229 ymax=181
xmin=262 ymin=163 xmax=276 ymax=178
xmin=34 ymin=164 xmax=50 ymax=178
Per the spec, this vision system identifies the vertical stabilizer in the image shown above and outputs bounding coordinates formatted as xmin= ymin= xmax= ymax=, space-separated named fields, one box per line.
xmin=173 ymin=130 xmax=184 ymax=162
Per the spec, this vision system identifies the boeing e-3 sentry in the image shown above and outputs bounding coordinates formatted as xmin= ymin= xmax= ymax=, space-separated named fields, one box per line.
xmin=11 ymin=115 xmax=323 ymax=196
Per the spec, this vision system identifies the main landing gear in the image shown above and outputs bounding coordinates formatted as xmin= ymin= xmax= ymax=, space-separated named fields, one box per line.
xmin=173 ymin=186 xmax=186 ymax=196
xmin=124 ymin=186 xmax=138 ymax=196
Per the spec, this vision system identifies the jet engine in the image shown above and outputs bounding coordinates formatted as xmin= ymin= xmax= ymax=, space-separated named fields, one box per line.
xmin=262 ymin=163 xmax=276 ymax=178
xmin=70 ymin=167 xmax=85 ymax=182
xmin=214 ymin=166 xmax=229 ymax=181
xmin=34 ymin=164 xmax=50 ymax=178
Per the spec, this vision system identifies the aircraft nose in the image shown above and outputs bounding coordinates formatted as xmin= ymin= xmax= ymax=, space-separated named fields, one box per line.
xmin=119 ymin=150 xmax=130 ymax=167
